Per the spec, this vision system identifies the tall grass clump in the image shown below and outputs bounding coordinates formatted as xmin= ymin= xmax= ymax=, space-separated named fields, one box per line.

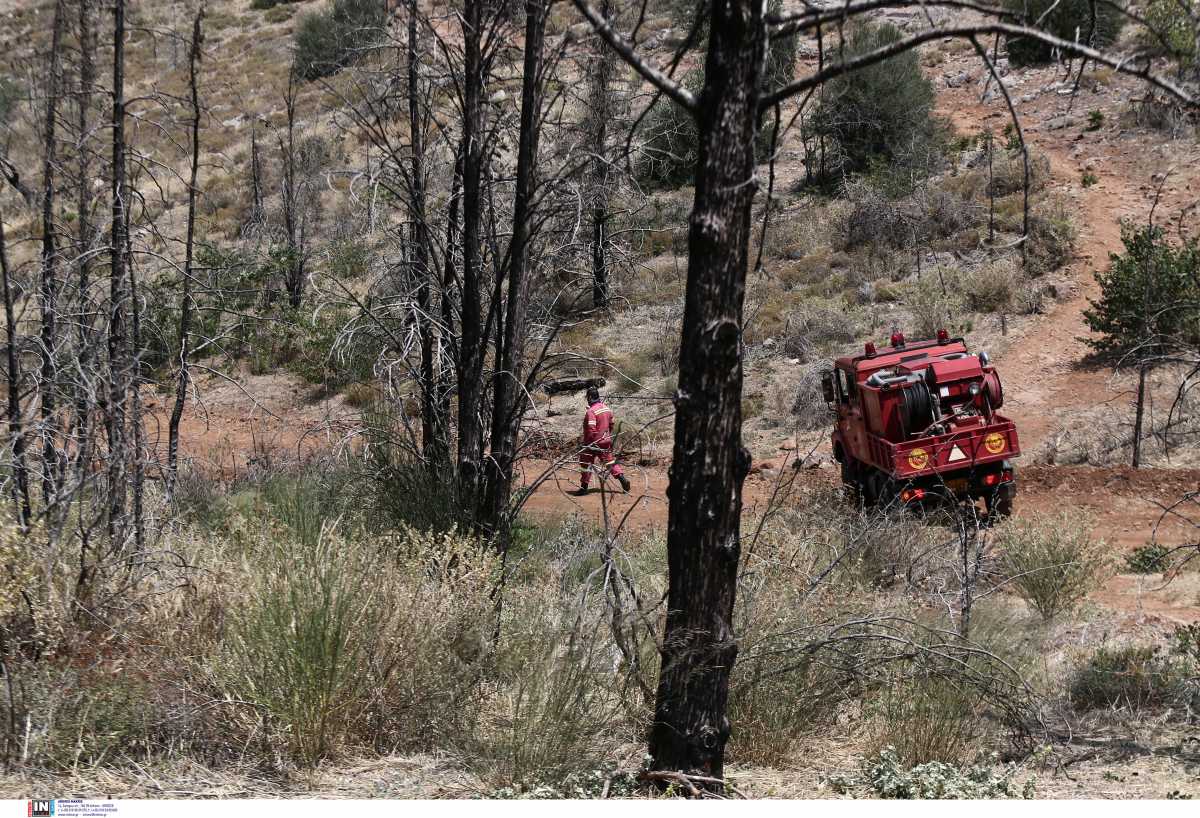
xmin=996 ymin=512 xmax=1112 ymax=621
xmin=218 ymin=523 xmax=497 ymax=765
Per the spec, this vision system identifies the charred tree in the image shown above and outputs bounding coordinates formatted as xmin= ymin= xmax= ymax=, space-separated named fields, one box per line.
xmin=406 ymin=0 xmax=447 ymax=466
xmin=167 ymin=10 xmax=204 ymax=498
xmin=586 ymin=0 xmax=617 ymax=311
xmin=483 ymin=0 xmax=548 ymax=533
xmin=106 ymin=0 xmax=129 ymax=544
xmin=0 ymin=211 xmax=31 ymax=528
xmin=647 ymin=0 xmax=763 ymax=786
xmin=456 ymin=0 xmax=489 ymax=508
xmin=38 ymin=0 xmax=67 ymax=506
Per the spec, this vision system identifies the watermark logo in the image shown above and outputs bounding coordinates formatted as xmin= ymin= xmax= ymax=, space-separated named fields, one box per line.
xmin=27 ymin=801 xmax=54 ymax=817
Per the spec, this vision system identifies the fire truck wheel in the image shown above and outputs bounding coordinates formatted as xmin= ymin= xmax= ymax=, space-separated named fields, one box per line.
xmin=986 ymin=486 xmax=1014 ymax=519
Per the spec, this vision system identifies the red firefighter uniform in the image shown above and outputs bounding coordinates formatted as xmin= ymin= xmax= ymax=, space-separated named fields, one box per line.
xmin=579 ymin=399 xmax=625 ymax=489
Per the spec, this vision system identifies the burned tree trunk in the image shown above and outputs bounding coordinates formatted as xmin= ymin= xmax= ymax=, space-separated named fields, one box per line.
xmin=407 ymin=0 xmax=447 ymax=466
xmin=106 ymin=0 xmax=129 ymax=544
xmin=587 ymin=0 xmax=617 ymax=311
xmin=39 ymin=0 xmax=67 ymax=506
xmin=456 ymin=0 xmax=488 ymax=508
xmin=0 ymin=211 xmax=31 ymax=528
xmin=484 ymin=0 xmax=547 ymax=533
xmin=649 ymin=0 xmax=763 ymax=786
xmin=167 ymin=10 xmax=204 ymax=498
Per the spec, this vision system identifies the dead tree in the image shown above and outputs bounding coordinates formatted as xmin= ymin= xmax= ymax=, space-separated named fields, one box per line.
xmin=483 ymin=0 xmax=550 ymax=534
xmin=585 ymin=0 xmax=620 ymax=311
xmin=167 ymin=9 xmax=204 ymax=498
xmin=0 ymin=210 xmax=30 ymax=528
xmin=106 ymin=0 xmax=129 ymax=545
xmin=38 ymin=0 xmax=67 ymax=507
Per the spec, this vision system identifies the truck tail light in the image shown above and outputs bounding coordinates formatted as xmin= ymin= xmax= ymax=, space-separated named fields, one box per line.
xmin=1002 ymin=469 xmax=1013 ymax=482
xmin=901 ymin=488 xmax=925 ymax=503
xmin=983 ymin=473 xmax=999 ymax=487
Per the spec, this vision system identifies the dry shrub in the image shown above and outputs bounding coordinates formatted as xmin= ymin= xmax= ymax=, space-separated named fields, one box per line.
xmin=866 ymin=675 xmax=985 ymax=766
xmin=987 ymin=149 xmax=1051 ymax=197
xmin=996 ymin=512 xmax=1112 ymax=621
xmin=908 ymin=276 xmax=960 ymax=338
xmin=833 ymin=181 xmax=911 ymax=250
xmin=1025 ymin=198 xmax=1076 ymax=276
xmin=468 ymin=593 xmax=627 ymax=787
xmin=960 ymin=259 xmax=1020 ymax=313
xmin=623 ymin=255 xmax=686 ymax=308
xmin=775 ymin=298 xmax=866 ymax=362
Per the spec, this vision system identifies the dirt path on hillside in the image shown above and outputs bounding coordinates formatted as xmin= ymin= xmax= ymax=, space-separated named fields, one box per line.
xmin=942 ymin=89 xmax=1200 ymax=459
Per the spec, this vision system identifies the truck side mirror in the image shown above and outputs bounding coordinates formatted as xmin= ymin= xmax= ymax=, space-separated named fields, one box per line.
xmin=821 ymin=371 xmax=835 ymax=404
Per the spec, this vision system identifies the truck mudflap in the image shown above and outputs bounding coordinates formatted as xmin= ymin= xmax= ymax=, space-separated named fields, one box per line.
xmin=886 ymin=416 xmax=1020 ymax=479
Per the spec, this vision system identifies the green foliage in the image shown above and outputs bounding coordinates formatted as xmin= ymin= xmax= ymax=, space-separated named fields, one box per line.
xmin=636 ymin=70 xmax=702 ymax=189
xmin=637 ymin=3 xmax=797 ymax=189
xmin=810 ymin=22 xmax=940 ymax=178
xmin=294 ymin=0 xmax=385 ymax=81
xmin=1082 ymin=170 xmax=1098 ymax=187
xmin=1125 ymin=543 xmax=1172 ymax=574
xmin=997 ymin=512 xmax=1111 ymax=621
xmin=1083 ymin=223 xmax=1200 ymax=360
xmin=1068 ymin=643 xmax=1200 ymax=712
xmin=1087 ymin=109 xmax=1105 ymax=131
xmin=1005 ymin=0 xmax=1127 ymax=66
xmin=1142 ymin=0 xmax=1198 ymax=69
xmin=837 ymin=747 xmax=1036 ymax=799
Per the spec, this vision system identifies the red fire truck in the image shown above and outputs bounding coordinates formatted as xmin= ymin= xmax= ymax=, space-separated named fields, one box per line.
xmin=823 ymin=329 xmax=1019 ymax=516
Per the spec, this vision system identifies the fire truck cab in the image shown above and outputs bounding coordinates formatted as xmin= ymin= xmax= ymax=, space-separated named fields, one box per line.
xmin=824 ymin=329 xmax=1019 ymax=516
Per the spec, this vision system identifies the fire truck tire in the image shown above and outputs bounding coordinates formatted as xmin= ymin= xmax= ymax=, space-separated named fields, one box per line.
xmin=986 ymin=484 xmax=1015 ymax=519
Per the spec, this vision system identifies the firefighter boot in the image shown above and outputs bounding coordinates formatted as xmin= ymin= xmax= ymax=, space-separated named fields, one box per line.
xmin=618 ymin=474 xmax=631 ymax=493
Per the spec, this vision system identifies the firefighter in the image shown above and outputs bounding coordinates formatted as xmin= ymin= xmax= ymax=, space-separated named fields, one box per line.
xmin=572 ymin=386 xmax=631 ymax=495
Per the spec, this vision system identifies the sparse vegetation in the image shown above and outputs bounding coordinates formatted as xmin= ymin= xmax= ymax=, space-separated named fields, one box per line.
xmin=997 ymin=513 xmax=1112 ymax=621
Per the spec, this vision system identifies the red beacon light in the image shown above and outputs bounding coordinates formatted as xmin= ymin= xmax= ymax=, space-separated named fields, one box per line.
xmin=889 ymin=331 xmax=906 ymax=348
xmin=864 ymin=341 xmax=877 ymax=356
xmin=936 ymin=328 xmax=949 ymax=343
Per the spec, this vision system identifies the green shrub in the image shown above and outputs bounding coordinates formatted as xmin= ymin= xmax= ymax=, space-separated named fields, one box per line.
xmin=810 ymin=22 xmax=940 ymax=178
xmin=1068 ymin=644 xmax=1199 ymax=712
xmin=361 ymin=404 xmax=474 ymax=534
xmin=294 ymin=0 xmax=385 ymax=81
xmin=1142 ymin=0 xmax=1198 ymax=70
xmin=997 ymin=512 xmax=1111 ymax=621
xmin=635 ymin=70 xmax=702 ymax=189
xmin=1125 ymin=543 xmax=1173 ymax=574
xmin=637 ymin=1 xmax=797 ymax=188
xmin=1084 ymin=223 xmax=1200 ymax=358
xmin=838 ymin=747 xmax=1036 ymax=799
xmin=1005 ymin=0 xmax=1127 ymax=66
xmin=0 ymin=75 xmax=21 ymax=125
